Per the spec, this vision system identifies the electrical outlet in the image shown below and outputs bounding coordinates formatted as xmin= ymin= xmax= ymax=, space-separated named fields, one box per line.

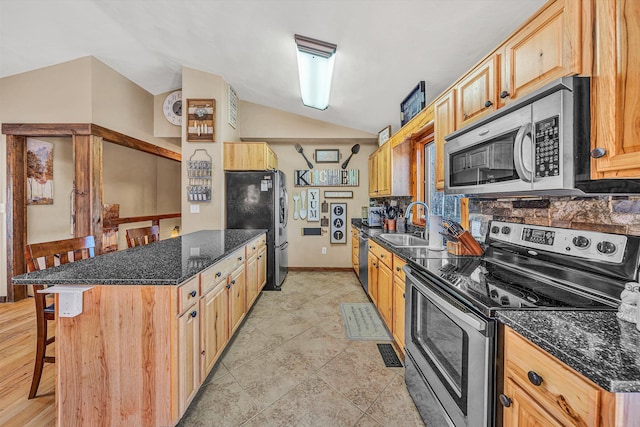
xmin=190 ymin=204 xmax=200 ymax=214
xmin=321 ymin=247 xmax=327 ymax=255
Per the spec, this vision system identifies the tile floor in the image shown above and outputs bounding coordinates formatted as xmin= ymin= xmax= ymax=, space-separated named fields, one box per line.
xmin=178 ymin=271 xmax=425 ymax=427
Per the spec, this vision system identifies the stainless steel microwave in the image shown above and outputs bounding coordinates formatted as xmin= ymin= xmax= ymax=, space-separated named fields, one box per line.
xmin=444 ymin=76 xmax=640 ymax=196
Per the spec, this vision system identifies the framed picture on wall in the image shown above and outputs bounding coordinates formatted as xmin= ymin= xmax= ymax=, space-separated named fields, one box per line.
xmin=314 ymin=149 xmax=340 ymax=163
xmin=378 ymin=126 xmax=391 ymax=146
xmin=330 ymin=203 xmax=347 ymax=244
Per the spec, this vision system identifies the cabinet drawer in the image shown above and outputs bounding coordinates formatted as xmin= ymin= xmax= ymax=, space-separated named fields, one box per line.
xmin=393 ymin=256 xmax=407 ymax=281
xmin=368 ymin=239 xmax=392 ymax=268
xmin=246 ymin=236 xmax=264 ymax=260
xmin=178 ymin=277 xmax=200 ymax=315
xmin=200 ymin=249 xmax=244 ymax=295
xmin=504 ymin=328 xmax=600 ymax=427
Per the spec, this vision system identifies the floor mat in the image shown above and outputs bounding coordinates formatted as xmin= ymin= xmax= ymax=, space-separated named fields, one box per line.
xmin=339 ymin=303 xmax=392 ymax=341
xmin=377 ymin=343 xmax=403 ymax=367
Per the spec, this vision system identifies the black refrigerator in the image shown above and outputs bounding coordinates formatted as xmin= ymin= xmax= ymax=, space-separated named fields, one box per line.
xmin=225 ymin=170 xmax=288 ymax=290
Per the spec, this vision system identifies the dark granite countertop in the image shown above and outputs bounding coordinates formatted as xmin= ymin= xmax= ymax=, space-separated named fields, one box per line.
xmin=498 ymin=310 xmax=640 ymax=393
xmin=12 ymin=229 xmax=266 ymax=286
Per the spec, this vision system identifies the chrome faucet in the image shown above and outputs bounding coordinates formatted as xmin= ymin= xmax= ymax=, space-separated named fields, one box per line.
xmin=404 ymin=201 xmax=429 ymax=238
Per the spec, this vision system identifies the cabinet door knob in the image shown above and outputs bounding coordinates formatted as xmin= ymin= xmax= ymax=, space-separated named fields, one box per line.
xmin=396 ymin=266 xmax=401 ymax=271
xmin=484 ymin=100 xmax=493 ymax=108
xmin=590 ymin=148 xmax=606 ymax=158
xmin=231 ymin=280 xmax=236 ymax=285
xmin=500 ymin=90 xmax=510 ymax=99
xmin=216 ymin=272 xmax=222 ymax=277
xmin=238 ymin=257 xmax=243 ymax=261
xmin=527 ymin=371 xmax=543 ymax=386
xmin=226 ymin=284 xmax=231 ymax=289
xmin=189 ymin=290 xmax=197 ymax=297
xmin=190 ymin=310 xmax=197 ymax=318
xmin=499 ymin=394 xmax=512 ymax=407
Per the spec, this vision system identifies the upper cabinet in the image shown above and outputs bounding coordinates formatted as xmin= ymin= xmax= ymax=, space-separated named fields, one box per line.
xmin=434 ymin=89 xmax=456 ymax=191
xmin=501 ymin=0 xmax=582 ymax=106
xmin=590 ymin=0 xmax=640 ymax=178
xmin=456 ymin=55 xmax=498 ymax=129
xmin=224 ymin=142 xmax=278 ymax=171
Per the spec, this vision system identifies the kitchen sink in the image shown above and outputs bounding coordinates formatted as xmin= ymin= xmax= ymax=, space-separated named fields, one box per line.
xmin=378 ymin=233 xmax=429 ymax=247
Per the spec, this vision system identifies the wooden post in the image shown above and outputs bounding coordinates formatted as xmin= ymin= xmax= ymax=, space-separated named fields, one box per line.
xmin=6 ymin=135 xmax=28 ymax=301
xmin=73 ymin=135 xmax=104 ymax=254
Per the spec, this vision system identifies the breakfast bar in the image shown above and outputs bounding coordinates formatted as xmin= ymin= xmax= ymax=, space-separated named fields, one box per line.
xmin=12 ymin=229 xmax=267 ymax=427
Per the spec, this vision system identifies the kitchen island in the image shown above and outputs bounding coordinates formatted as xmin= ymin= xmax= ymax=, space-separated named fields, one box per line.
xmin=12 ymin=229 xmax=267 ymax=427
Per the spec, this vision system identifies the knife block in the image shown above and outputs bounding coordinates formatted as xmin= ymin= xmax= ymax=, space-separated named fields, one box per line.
xmin=446 ymin=232 xmax=484 ymax=256
xmin=446 ymin=241 xmax=476 ymax=256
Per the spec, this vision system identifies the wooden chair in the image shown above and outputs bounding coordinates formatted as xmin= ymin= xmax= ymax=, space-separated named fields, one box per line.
xmin=24 ymin=235 xmax=96 ymax=399
xmin=125 ymin=225 xmax=160 ymax=248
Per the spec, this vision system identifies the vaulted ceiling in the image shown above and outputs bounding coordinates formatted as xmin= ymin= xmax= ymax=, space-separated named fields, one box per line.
xmin=0 ymin=0 xmax=546 ymax=135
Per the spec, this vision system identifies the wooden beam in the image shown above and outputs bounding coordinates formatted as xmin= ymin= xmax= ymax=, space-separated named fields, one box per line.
xmin=90 ymin=124 xmax=181 ymax=162
xmin=2 ymin=123 xmax=92 ymax=136
xmin=2 ymin=123 xmax=181 ymax=162
xmin=6 ymin=135 xmax=27 ymax=301
xmin=91 ymin=136 xmax=104 ymax=254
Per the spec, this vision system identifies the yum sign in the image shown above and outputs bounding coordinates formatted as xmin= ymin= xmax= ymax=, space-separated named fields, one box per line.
xmin=306 ymin=189 xmax=320 ymax=221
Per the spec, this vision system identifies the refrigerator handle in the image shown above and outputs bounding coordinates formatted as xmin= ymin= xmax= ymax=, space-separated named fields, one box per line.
xmin=282 ymin=186 xmax=289 ymax=228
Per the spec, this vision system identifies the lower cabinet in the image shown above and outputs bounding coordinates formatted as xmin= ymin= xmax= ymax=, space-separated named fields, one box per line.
xmin=501 ymin=326 xmax=640 ymax=427
xmin=228 ymin=265 xmax=246 ymax=336
xmin=367 ymin=239 xmax=393 ymax=331
xmin=178 ymin=296 xmax=200 ymax=414
xmin=200 ymin=280 xmax=228 ymax=380
xmin=392 ymin=257 xmax=406 ymax=354
xmin=245 ymin=235 xmax=267 ymax=310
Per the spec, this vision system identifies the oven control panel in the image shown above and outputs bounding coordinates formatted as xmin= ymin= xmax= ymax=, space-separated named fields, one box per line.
xmin=534 ymin=116 xmax=560 ymax=178
xmin=488 ymin=221 xmax=627 ymax=263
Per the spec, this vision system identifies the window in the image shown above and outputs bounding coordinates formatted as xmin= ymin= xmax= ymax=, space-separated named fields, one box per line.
xmin=424 ymin=142 xmax=464 ymax=225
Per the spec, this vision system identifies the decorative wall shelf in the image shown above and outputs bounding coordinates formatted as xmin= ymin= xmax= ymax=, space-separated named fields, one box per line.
xmin=187 ymin=149 xmax=212 ymax=202
xmin=187 ymin=99 xmax=216 ymax=142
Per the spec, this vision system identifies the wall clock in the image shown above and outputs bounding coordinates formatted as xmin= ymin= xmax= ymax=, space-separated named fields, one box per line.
xmin=163 ymin=90 xmax=182 ymax=126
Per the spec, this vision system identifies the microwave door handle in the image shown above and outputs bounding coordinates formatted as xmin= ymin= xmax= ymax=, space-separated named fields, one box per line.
xmin=514 ymin=123 xmax=533 ymax=183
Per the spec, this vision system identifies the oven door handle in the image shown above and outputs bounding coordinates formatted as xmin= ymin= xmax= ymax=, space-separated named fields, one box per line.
xmin=405 ymin=267 xmax=486 ymax=332
xmin=513 ymin=122 xmax=533 ymax=183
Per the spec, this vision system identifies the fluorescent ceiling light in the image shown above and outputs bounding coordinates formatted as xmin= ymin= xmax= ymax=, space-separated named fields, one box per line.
xmin=294 ymin=34 xmax=337 ymax=110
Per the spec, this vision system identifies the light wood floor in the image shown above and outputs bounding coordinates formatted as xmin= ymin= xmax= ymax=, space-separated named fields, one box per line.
xmin=0 ymin=298 xmax=56 ymax=427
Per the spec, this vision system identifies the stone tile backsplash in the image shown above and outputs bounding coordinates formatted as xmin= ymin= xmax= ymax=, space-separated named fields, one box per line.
xmin=469 ymin=196 xmax=640 ymax=237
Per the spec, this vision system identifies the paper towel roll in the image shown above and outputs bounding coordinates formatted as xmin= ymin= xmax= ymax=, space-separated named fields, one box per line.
xmin=428 ymin=215 xmax=444 ymax=250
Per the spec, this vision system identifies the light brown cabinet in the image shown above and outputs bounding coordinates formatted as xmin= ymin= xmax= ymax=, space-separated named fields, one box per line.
xmin=223 ymin=142 xmax=278 ymax=171
xmin=434 ymin=89 xmax=456 ymax=191
xmin=369 ymin=142 xmax=391 ymax=197
xmin=590 ymin=0 xmax=640 ymax=179
xmin=392 ymin=256 xmax=406 ymax=354
xmin=177 ymin=278 xmax=201 ymax=415
xmin=257 ymin=246 xmax=266 ymax=290
xmin=367 ymin=239 xmax=393 ymax=330
xmin=501 ymin=326 xmax=640 ymax=427
xmin=456 ymin=54 xmax=498 ymax=129
xmin=228 ymin=264 xmax=246 ymax=336
xmin=367 ymin=250 xmax=378 ymax=305
xmin=501 ymin=0 xmax=582 ymax=106
xmin=200 ymin=280 xmax=228 ymax=380
xmin=245 ymin=234 xmax=266 ymax=310
xmin=351 ymin=226 xmax=359 ymax=276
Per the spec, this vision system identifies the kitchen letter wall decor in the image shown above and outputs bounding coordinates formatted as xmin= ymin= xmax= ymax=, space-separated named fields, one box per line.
xmin=294 ymin=169 xmax=359 ymax=187
xmin=330 ymin=203 xmax=347 ymax=244
xmin=307 ymin=189 xmax=320 ymax=221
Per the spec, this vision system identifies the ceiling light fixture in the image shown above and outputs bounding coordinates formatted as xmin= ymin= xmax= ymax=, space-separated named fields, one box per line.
xmin=294 ymin=34 xmax=337 ymax=110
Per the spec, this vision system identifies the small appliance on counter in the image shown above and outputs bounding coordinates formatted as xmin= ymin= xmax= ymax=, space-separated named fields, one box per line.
xmin=366 ymin=207 xmax=384 ymax=227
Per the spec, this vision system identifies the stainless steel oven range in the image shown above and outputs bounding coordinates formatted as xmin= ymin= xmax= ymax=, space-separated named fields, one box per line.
xmin=403 ymin=221 xmax=640 ymax=427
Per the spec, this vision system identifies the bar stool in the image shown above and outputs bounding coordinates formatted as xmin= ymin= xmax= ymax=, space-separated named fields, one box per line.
xmin=24 ymin=236 xmax=96 ymax=399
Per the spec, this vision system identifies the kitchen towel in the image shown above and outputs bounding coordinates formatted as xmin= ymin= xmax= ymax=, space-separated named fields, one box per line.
xmin=428 ymin=215 xmax=444 ymax=250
